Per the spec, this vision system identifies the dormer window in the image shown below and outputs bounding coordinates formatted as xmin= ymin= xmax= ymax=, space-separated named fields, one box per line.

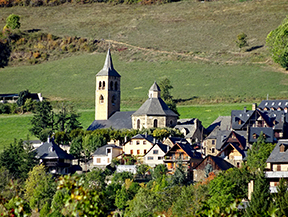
xmin=253 ymin=133 xmax=257 ymax=139
xmin=272 ymin=102 xmax=275 ymax=106
xmin=238 ymin=119 xmax=242 ymax=125
xmin=265 ymin=102 xmax=268 ymax=106
xmin=107 ymin=148 xmax=111 ymax=154
xmin=279 ymin=102 xmax=282 ymax=106
xmin=280 ymin=144 xmax=287 ymax=152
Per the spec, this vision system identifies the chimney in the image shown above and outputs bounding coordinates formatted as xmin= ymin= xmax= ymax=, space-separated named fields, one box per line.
xmin=252 ymin=103 xmax=257 ymax=111
xmin=244 ymin=107 xmax=247 ymax=113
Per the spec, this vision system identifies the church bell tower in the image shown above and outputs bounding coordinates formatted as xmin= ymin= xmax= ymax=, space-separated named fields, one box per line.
xmin=95 ymin=49 xmax=121 ymax=120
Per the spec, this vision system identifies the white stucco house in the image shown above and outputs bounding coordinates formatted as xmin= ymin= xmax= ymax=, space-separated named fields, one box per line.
xmin=143 ymin=143 xmax=169 ymax=167
xmin=92 ymin=144 xmax=122 ymax=167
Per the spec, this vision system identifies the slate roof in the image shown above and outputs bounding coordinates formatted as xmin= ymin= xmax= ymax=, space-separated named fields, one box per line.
xmin=231 ymin=108 xmax=255 ymax=130
xmin=149 ymin=82 xmax=161 ymax=92
xmin=258 ymin=100 xmax=288 ymax=111
xmin=266 ymin=139 xmax=288 ymax=163
xmin=165 ymin=137 xmax=189 ymax=145
xmin=166 ymin=143 xmax=202 ymax=159
xmin=248 ymin=127 xmax=275 ymax=144
xmin=87 ymin=111 xmax=134 ymax=130
xmin=219 ymin=142 xmax=246 ymax=158
xmin=206 ymin=116 xmax=231 ymax=135
xmin=258 ymin=110 xmax=287 ymax=129
xmin=194 ymin=155 xmax=234 ymax=170
xmin=144 ymin=143 xmax=169 ymax=157
xmin=35 ymin=139 xmax=74 ymax=160
xmin=131 ymin=134 xmax=156 ymax=144
xmin=96 ymin=49 xmax=121 ymax=77
xmin=132 ymin=97 xmax=178 ymax=117
xmin=93 ymin=144 xmax=122 ymax=156
xmin=174 ymin=118 xmax=202 ymax=138
xmin=216 ymin=130 xmax=232 ymax=150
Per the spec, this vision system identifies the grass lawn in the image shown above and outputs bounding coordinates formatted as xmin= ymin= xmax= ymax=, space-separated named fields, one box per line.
xmin=0 ymin=103 xmax=252 ymax=150
xmin=0 ymin=53 xmax=287 ymax=110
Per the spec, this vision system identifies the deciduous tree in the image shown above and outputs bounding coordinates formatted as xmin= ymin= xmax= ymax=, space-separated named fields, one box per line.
xmin=266 ymin=16 xmax=288 ymax=69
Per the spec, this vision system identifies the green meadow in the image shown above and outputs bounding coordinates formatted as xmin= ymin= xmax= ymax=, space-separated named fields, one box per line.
xmin=0 ymin=53 xmax=287 ymax=109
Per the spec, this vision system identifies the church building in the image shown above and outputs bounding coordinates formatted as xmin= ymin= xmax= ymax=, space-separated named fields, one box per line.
xmin=87 ymin=49 xmax=178 ymax=131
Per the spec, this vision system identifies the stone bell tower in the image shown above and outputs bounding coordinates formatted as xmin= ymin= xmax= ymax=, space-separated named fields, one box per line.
xmin=95 ymin=49 xmax=121 ymax=120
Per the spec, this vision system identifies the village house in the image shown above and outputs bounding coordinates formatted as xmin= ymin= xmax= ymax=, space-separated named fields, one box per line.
xmin=202 ymin=116 xmax=231 ymax=156
xmin=92 ymin=144 xmax=123 ymax=169
xmin=174 ymin=118 xmax=204 ymax=144
xmin=34 ymin=138 xmax=74 ymax=175
xmin=143 ymin=143 xmax=169 ymax=167
xmin=122 ymin=134 xmax=157 ymax=157
xmin=193 ymin=155 xmax=234 ymax=182
xmin=265 ymin=139 xmax=288 ymax=193
xmin=163 ymin=142 xmax=202 ymax=178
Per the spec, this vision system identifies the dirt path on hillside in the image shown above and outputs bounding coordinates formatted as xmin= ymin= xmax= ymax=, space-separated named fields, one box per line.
xmin=105 ymin=39 xmax=210 ymax=62
xmin=101 ymin=39 xmax=278 ymax=70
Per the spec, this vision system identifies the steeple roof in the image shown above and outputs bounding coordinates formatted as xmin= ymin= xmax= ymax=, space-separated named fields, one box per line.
xmin=96 ymin=49 xmax=121 ymax=77
xmin=149 ymin=82 xmax=161 ymax=91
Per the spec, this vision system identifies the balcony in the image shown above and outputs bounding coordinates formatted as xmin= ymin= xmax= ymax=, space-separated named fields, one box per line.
xmin=164 ymin=156 xmax=190 ymax=161
xmin=265 ymin=171 xmax=288 ymax=178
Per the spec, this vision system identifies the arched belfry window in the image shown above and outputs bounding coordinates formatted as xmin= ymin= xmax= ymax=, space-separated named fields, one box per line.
xmin=153 ymin=119 xmax=158 ymax=128
xmin=137 ymin=119 xmax=141 ymax=129
xmin=115 ymin=82 xmax=118 ymax=91
xmin=112 ymin=95 xmax=116 ymax=105
xmin=110 ymin=81 xmax=113 ymax=90
xmin=99 ymin=95 xmax=104 ymax=104
xmin=99 ymin=81 xmax=102 ymax=90
xmin=102 ymin=81 xmax=105 ymax=90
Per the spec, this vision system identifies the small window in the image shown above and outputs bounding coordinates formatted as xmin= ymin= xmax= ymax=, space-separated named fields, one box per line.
xmin=97 ymin=158 xmax=101 ymax=163
xmin=212 ymin=140 xmax=215 ymax=145
xmin=99 ymin=95 xmax=104 ymax=104
xmin=112 ymin=95 xmax=116 ymax=105
xmin=137 ymin=119 xmax=141 ymax=129
xmin=158 ymin=156 xmax=163 ymax=160
xmin=103 ymin=81 xmax=106 ymax=89
xmin=153 ymin=150 xmax=159 ymax=155
xmin=137 ymin=150 xmax=140 ymax=155
xmin=144 ymin=149 xmax=147 ymax=154
xmin=253 ymin=133 xmax=257 ymax=139
xmin=147 ymin=156 xmax=153 ymax=160
xmin=143 ymin=141 xmax=146 ymax=145
xmin=153 ymin=119 xmax=158 ymax=128
xmin=107 ymin=148 xmax=111 ymax=154
xmin=115 ymin=82 xmax=118 ymax=91
xmin=99 ymin=81 xmax=102 ymax=90
xmin=130 ymin=150 xmax=133 ymax=155
xmin=136 ymin=141 xmax=140 ymax=145
xmin=110 ymin=81 xmax=113 ymax=90
xmin=211 ymin=148 xmax=215 ymax=154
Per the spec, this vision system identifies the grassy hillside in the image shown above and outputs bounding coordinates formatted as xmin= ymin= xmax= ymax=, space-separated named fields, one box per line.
xmin=0 ymin=0 xmax=287 ymax=55
xmin=0 ymin=53 xmax=287 ymax=109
